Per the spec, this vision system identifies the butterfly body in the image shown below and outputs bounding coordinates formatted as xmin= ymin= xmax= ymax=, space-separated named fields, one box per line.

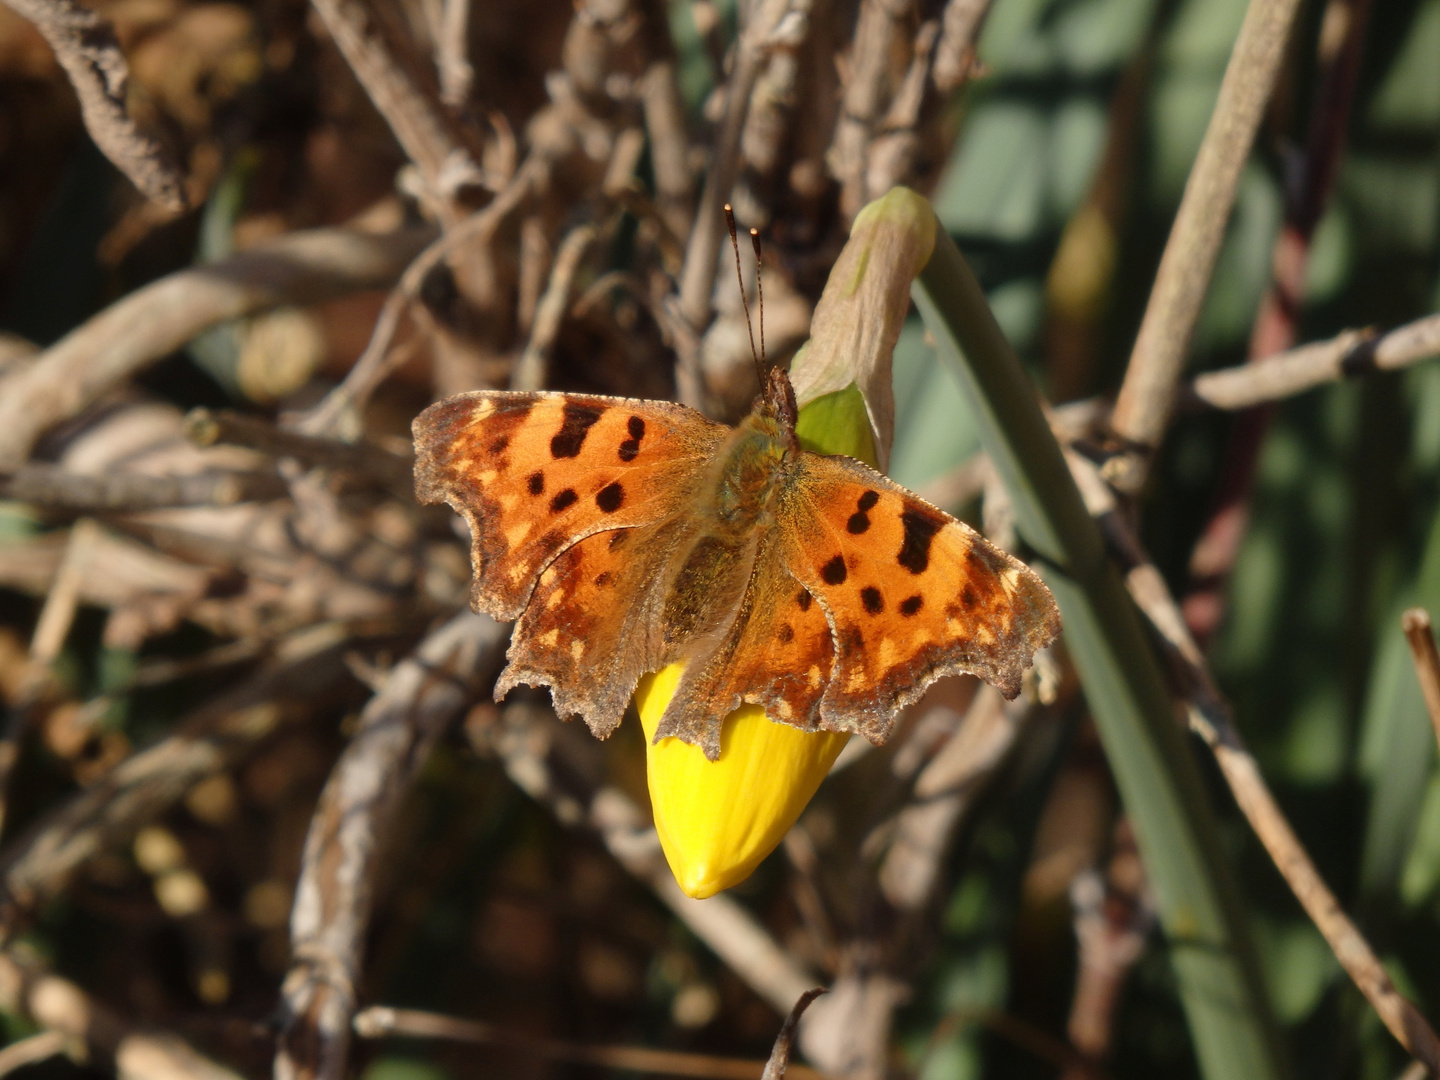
xmin=414 ymin=370 xmax=1060 ymax=759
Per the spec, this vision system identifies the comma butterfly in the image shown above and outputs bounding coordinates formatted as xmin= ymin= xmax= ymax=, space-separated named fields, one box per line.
xmin=413 ymin=366 xmax=1061 ymax=760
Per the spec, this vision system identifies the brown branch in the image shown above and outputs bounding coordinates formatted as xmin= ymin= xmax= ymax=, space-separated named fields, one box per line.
xmin=1070 ymin=452 xmax=1440 ymax=1071
xmin=1402 ymin=609 xmax=1440 ymax=755
xmin=352 ymin=1004 xmax=827 ymax=1080
xmin=275 ymin=612 xmax=507 ymax=1080
xmin=0 ymin=226 xmax=435 ymax=470
xmin=1107 ymin=0 xmax=1305 ymax=489
xmin=0 ymin=463 xmax=287 ymax=512
xmin=1188 ymin=314 xmax=1440 ymax=411
xmin=675 ymin=0 xmax=794 ymax=338
xmin=0 ymin=948 xmax=242 ymax=1080
xmin=763 ymin=989 xmax=827 ymax=1080
xmin=0 ymin=0 xmax=186 ymax=212
xmin=932 ymin=0 xmax=993 ymax=91
xmin=877 ymin=688 xmax=1028 ymax=908
xmin=308 ymin=0 xmax=484 ymax=220
xmin=1061 ymin=821 xmax=1154 ymax=1080
xmin=830 ymin=0 xmax=919 ymax=220
xmin=509 ymin=223 xmax=601 ymax=391
xmin=184 ymin=409 xmax=412 ymax=498
xmin=435 ymin=0 xmax=474 ymax=109
xmin=641 ymin=59 xmax=696 ymax=241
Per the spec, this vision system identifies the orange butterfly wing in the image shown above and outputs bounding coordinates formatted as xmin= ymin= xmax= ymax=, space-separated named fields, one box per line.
xmin=413 ymin=392 xmax=725 ymax=620
xmin=776 ymin=452 xmax=1059 ymax=742
xmin=413 ymin=392 xmax=727 ymax=738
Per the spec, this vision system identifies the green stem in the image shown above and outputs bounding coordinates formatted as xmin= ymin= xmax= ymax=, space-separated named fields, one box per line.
xmin=913 ymin=223 xmax=1288 ymax=1080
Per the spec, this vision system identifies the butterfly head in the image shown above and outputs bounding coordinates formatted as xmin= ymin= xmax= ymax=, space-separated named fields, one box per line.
xmin=758 ymin=365 xmax=798 ymax=429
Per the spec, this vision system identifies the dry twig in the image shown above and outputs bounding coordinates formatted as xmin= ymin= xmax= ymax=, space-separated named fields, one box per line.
xmin=0 ymin=0 xmax=186 ymax=211
xmin=308 ymin=0 xmax=485 ymax=220
xmin=275 ymin=612 xmax=508 ymax=1080
xmin=0 ymin=464 xmax=287 ymax=512
xmin=675 ymin=0 xmax=794 ymax=339
xmin=1188 ymin=314 xmax=1440 ymax=411
xmin=1402 ymin=609 xmax=1440 ymax=755
xmin=510 ymin=223 xmax=601 ymax=391
xmin=1107 ymin=0 xmax=1306 ymax=488
xmin=0 ymin=226 xmax=435 ymax=470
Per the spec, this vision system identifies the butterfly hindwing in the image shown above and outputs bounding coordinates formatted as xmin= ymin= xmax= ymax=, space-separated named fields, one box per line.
xmin=495 ymin=519 xmax=696 ymax=738
xmin=653 ymin=533 xmax=836 ymax=757
xmin=780 ymin=452 xmax=1060 ymax=742
xmin=413 ymin=391 xmax=726 ymax=620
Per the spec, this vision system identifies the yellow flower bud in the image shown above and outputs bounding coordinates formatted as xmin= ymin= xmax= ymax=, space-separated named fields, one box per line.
xmin=636 ymin=664 xmax=850 ymax=899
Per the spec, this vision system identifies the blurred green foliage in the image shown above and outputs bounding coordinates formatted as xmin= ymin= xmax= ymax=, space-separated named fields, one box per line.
xmin=882 ymin=0 xmax=1440 ymax=1072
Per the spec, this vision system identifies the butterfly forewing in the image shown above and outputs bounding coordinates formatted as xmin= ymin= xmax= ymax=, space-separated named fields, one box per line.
xmin=779 ymin=453 xmax=1061 ymax=742
xmin=413 ymin=391 xmax=726 ymax=620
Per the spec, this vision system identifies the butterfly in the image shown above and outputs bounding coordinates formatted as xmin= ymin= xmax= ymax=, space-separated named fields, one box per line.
xmin=412 ymin=365 xmax=1061 ymax=760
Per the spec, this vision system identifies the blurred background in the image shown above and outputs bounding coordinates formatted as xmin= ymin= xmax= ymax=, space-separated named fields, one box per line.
xmin=0 ymin=0 xmax=1437 ymax=1077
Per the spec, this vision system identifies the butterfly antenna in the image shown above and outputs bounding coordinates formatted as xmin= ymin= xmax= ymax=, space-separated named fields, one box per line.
xmin=724 ymin=203 xmax=763 ymax=382
xmin=750 ymin=227 xmax=767 ymax=371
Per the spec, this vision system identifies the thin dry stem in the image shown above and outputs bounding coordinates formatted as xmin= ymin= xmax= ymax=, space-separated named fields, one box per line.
xmin=1402 ymin=609 xmax=1440 ymax=755
xmin=436 ymin=0 xmax=474 ymax=108
xmin=1108 ymin=0 xmax=1305 ymax=486
xmin=1189 ymin=314 xmax=1440 ymax=411
xmin=510 ymin=223 xmax=601 ymax=390
xmin=830 ymin=0 xmax=917 ymax=220
xmin=352 ymin=1004 xmax=826 ymax=1080
xmin=0 ymin=0 xmax=186 ymax=211
xmin=0 ymin=464 xmax=286 ymax=512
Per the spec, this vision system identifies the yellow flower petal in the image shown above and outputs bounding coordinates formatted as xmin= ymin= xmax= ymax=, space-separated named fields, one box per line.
xmin=637 ymin=665 xmax=850 ymax=899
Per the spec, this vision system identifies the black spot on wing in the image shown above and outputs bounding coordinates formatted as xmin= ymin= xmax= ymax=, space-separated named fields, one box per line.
xmin=777 ymin=624 xmax=795 ymax=644
xmin=898 ymin=507 xmax=944 ymax=574
xmin=550 ymin=489 xmax=578 ymax=513
xmin=594 ymin=571 xmax=613 ymax=587
xmin=595 ymin=482 xmax=624 ymax=513
xmin=797 ymin=589 xmax=812 ymax=611
xmin=861 ymin=586 xmax=883 ymax=614
xmin=550 ymin=403 xmax=604 ymax=459
xmin=961 ymin=586 xmax=977 ymax=608
xmin=617 ymin=415 xmax=646 ymax=462
xmin=527 ymin=471 xmax=545 ymax=495
xmin=821 ymin=555 xmax=847 ymax=585
xmin=847 ymin=489 xmax=881 ymax=534
xmin=900 ymin=595 xmax=923 ymax=616
xmin=488 ymin=435 xmax=511 ymax=454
